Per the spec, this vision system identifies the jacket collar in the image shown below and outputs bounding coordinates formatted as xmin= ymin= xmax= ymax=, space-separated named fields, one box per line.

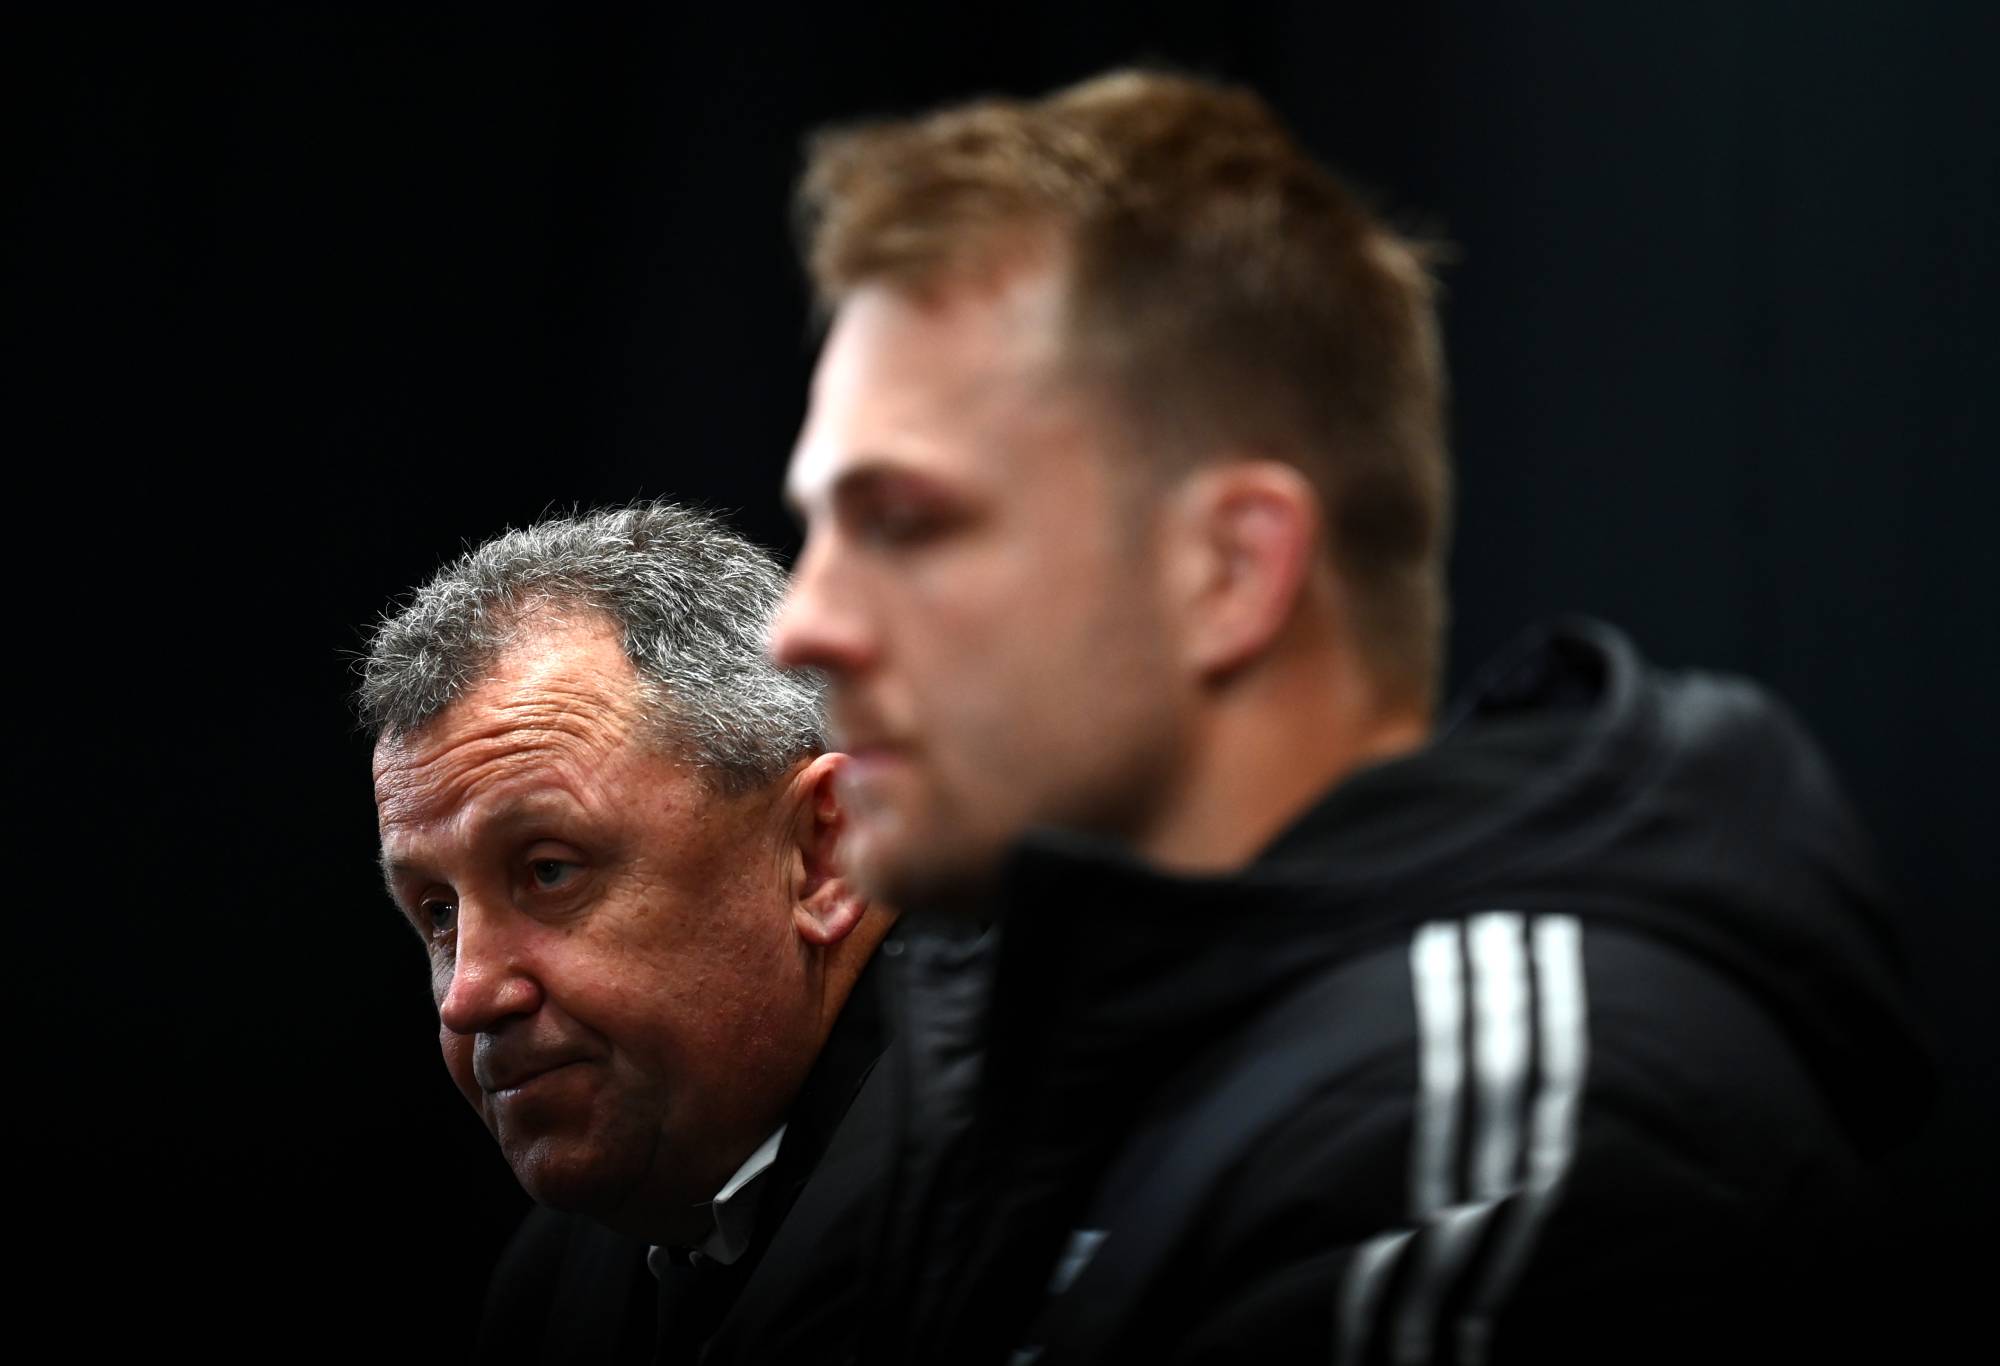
xmin=962 ymin=619 xmax=1648 ymax=1119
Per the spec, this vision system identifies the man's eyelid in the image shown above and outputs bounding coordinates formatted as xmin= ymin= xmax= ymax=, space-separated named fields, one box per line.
xmin=384 ymin=865 xmax=447 ymax=919
xmin=523 ymin=847 xmax=587 ymax=890
xmin=411 ymin=887 xmax=458 ymax=941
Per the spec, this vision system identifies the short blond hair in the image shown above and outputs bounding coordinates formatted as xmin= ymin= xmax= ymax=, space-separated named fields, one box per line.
xmin=797 ymin=69 xmax=1453 ymax=708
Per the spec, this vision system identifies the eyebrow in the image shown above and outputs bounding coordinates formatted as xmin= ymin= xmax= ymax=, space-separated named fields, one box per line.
xmin=811 ymin=460 xmax=970 ymax=521
xmin=374 ymin=790 xmax=585 ymax=896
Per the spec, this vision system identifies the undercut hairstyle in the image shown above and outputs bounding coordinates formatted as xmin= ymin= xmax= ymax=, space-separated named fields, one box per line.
xmin=797 ymin=68 xmax=1453 ymax=708
xmin=358 ymin=501 xmax=827 ymax=792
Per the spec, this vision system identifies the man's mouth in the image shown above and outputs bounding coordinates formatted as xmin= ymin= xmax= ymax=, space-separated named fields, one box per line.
xmin=480 ymin=1058 xmax=586 ymax=1096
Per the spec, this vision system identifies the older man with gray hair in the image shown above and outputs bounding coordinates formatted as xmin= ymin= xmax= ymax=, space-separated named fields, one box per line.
xmin=361 ymin=501 xmax=895 ymax=1364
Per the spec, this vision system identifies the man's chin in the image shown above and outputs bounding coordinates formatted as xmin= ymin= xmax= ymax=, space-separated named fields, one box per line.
xmin=506 ymin=1136 xmax=634 ymax=1218
xmin=849 ymin=824 xmax=1003 ymax=913
xmin=504 ymin=1132 xmax=709 ymax=1244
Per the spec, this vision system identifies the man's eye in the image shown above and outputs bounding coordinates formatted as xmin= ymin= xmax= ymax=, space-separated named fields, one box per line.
xmin=529 ymin=859 xmax=576 ymax=890
xmin=856 ymin=501 xmax=948 ymax=547
xmin=419 ymin=898 xmax=457 ymax=936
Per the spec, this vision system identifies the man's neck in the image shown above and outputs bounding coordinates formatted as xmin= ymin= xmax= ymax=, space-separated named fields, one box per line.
xmin=1131 ymin=645 xmax=1430 ymax=876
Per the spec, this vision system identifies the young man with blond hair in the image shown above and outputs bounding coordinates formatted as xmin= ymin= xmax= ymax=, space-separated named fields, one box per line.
xmin=774 ymin=70 xmax=1923 ymax=1364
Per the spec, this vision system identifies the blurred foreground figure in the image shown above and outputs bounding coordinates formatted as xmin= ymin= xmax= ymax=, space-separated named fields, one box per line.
xmin=362 ymin=504 xmax=895 ymax=1364
xmin=774 ymin=71 xmax=1927 ymax=1364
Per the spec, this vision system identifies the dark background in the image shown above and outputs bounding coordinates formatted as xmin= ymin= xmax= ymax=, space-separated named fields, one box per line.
xmin=20 ymin=2 xmax=1993 ymax=1356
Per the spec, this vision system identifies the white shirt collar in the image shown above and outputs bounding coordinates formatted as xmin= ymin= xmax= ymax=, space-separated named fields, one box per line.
xmin=647 ymin=1125 xmax=787 ymax=1276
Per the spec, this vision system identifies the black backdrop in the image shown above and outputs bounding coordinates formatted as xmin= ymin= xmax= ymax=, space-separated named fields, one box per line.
xmin=20 ymin=3 xmax=1994 ymax=1356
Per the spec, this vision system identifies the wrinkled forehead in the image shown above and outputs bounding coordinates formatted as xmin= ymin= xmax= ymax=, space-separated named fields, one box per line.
xmin=370 ymin=625 xmax=652 ymax=832
xmin=373 ymin=713 xmax=605 ymax=831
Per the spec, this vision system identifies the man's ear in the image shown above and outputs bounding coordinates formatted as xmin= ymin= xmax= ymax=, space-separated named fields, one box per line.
xmin=785 ymin=752 xmax=870 ymax=947
xmin=1165 ymin=460 xmax=1321 ymax=680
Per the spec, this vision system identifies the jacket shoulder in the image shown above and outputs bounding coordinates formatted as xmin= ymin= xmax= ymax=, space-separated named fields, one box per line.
xmin=1100 ymin=915 xmax=1870 ymax=1364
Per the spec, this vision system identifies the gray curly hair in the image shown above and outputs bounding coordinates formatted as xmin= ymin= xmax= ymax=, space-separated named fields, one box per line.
xmin=358 ymin=501 xmax=826 ymax=791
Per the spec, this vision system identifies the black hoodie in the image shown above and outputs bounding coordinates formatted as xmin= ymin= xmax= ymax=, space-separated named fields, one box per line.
xmin=855 ymin=619 xmax=1930 ymax=1366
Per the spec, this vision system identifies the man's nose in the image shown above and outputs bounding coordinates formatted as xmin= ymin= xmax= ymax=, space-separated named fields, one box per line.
xmin=770 ymin=537 xmax=875 ymax=676
xmin=437 ymin=902 xmax=543 ymax=1036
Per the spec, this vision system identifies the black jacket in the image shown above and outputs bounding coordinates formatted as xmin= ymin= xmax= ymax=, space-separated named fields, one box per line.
xmin=472 ymin=942 xmax=896 ymax=1366
xmin=856 ymin=619 xmax=1929 ymax=1366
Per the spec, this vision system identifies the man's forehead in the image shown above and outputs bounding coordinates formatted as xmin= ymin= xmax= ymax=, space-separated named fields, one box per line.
xmin=821 ymin=268 xmax=1070 ymax=394
xmin=788 ymin=269 xmax=1082 ymax=510
xmin=374 ymin=712 xmax=607 ymax=829
xmin=371 ymin=628 xmax=650 ymax=825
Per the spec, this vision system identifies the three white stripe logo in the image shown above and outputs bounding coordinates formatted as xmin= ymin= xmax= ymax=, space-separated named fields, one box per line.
xmin=1338 ymin=913 xmax=1588 ymax=1366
